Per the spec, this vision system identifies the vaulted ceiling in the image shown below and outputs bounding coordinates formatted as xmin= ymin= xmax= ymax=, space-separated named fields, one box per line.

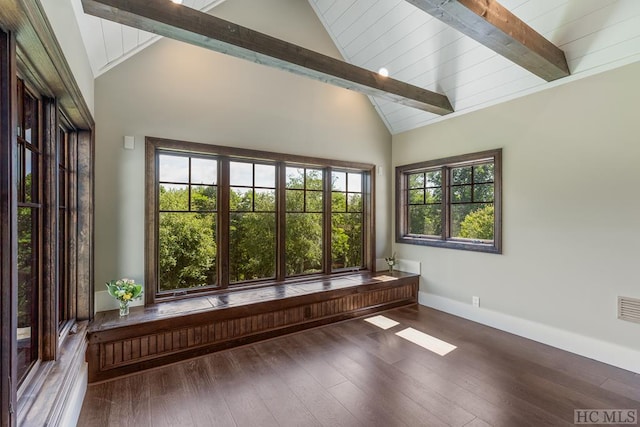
xmin=69 ymin=0 xmax=226 ymax=74
xmin=72 ymin=0 xmax=640 ymax=134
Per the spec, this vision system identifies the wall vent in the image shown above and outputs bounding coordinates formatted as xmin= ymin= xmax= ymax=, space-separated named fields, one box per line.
xmin=618 ymin=296 xmax=640 ymax=324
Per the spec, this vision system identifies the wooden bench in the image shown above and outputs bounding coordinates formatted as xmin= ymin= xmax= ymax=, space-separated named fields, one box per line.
xmin=86 ymin=271 xmax=419 ymax=383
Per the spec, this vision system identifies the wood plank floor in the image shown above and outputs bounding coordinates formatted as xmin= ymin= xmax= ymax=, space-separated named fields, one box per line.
xmin=77 ymin=305 xmax=640 ymax=427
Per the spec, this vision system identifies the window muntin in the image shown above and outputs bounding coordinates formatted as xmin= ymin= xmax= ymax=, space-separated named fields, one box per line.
xmin=148 ymin=139 xmax=374 ymax=302
xmin=397 ymin=149 xmax=501 ymax=253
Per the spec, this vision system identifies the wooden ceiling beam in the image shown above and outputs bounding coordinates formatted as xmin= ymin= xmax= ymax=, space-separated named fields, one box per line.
xmin=405 ymin=0 xmax=570 ymax=81
xmin=81 ymin=0 xmax=454 ymax=115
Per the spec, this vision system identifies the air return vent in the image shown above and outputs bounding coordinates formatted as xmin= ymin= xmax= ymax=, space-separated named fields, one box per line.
xmin=618 ymin=296 xmax=640 ymax=324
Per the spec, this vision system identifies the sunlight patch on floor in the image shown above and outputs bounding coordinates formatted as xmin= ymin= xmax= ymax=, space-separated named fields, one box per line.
xmin=364 ymin=315 xmax=400 ymax=330
xmin=395 ymin=327 xmax=457 ymax=356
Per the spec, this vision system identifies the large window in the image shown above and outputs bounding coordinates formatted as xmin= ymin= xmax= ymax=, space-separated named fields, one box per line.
xmin=396 ymin=149 xmax=502 ymax=253
xmin=14 ymin=78 xmax=85 ymax=387
xmin=1 ymin=20 xmax=94 ymax=426
xmin=146 ymin=138 xmax=374 ymax=303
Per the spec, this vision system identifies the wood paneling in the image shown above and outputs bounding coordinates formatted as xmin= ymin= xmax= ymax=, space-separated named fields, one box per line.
xmin=86 ymin=272 xmax=418 ymax=383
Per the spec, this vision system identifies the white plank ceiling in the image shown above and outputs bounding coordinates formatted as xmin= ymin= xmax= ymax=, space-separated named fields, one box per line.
xmin=72 ymin=0 xmax=640 ymax=134
xmin=69 ymin=0 xmax=227 ymax=77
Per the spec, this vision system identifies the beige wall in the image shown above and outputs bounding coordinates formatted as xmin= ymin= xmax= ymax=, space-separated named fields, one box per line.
xmin=393 ymin=61 xmax=640 ymax=371
xmin=93 ymin=0 xmax=391 ymax=310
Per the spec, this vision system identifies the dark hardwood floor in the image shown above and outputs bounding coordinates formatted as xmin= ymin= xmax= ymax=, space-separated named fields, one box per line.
xmin=78 ymin=305 xmax=640 ymax=426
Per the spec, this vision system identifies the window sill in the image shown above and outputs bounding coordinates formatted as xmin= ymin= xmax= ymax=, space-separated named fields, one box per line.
xmin=397 ymin=235 xmax=501 ymax=254
xmin=151 ymin=269 xmax=368 ymax=303
xmin=94 ymin=270 xmax=414 ymax=331
xmin=18 ymin=321 xmax=88 ymax=427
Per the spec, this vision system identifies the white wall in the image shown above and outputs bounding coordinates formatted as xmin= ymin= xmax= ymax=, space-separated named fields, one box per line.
xmin=93 ymin=0 xmax=391 ymax=311
xmin=393 ymin=60 xmax=640 ymax=373
xmin=39 ymin=0 xmax=94 ymax=114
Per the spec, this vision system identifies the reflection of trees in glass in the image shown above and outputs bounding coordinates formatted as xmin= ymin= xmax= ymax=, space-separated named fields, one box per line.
xmin=17 ymin=206 xmax=34 ymax=327
xmin=16 ymin=80 xmax=41 ymax=385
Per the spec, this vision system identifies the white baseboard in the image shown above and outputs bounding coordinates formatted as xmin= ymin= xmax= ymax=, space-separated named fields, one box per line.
xmin=419 ymin=291 xmax=640 ymax=374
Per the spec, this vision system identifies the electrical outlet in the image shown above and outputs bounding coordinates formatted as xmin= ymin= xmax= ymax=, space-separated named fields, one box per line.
xmin=472 ymin=296 xmax=480 ymax=308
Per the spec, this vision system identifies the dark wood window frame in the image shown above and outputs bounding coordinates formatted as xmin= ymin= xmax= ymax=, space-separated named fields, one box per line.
xmin=0 ymin=27 xmax=17 ymax=427
xmin=145 ymin=137 xmax=376 ymax=305
xmin=396 ymin=149 xmax=502 ymax=254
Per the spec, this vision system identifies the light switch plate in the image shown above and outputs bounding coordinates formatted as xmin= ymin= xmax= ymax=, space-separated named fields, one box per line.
xmin=124 ymin=136 xmax=135 ymax=150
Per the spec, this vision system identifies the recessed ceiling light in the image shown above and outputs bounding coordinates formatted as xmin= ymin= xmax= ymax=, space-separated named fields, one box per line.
xmin=171 ymin=0 xmax=183 ymax=4
xmin=378 ymin=67 xmax=389 ymax=77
